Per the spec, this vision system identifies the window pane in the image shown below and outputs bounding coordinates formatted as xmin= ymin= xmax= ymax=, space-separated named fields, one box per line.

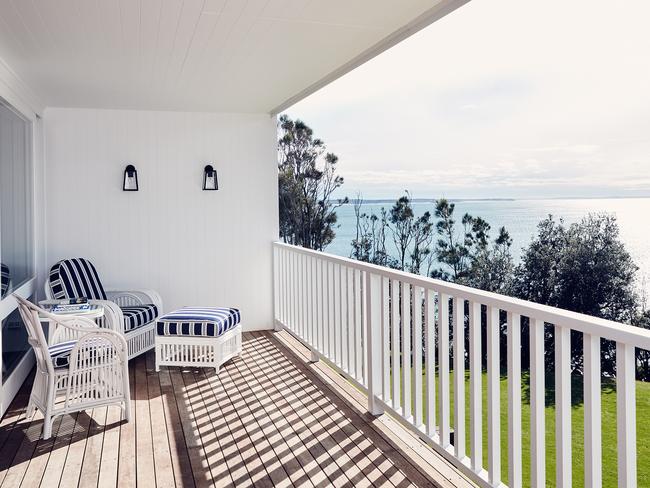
xmin=0 ymin=100 xmax=33 ymax=295
xmin=0 ymin=99 xmax=33 ymax=381
xmin=1 ymin=308 xmax=29 ymax=381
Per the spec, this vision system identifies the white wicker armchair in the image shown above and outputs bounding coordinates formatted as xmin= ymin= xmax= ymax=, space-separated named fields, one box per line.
xmin=14 ymin=294 xmax=131 ymax=439
xmin=44 ymin=258 xmax=163 ymax=359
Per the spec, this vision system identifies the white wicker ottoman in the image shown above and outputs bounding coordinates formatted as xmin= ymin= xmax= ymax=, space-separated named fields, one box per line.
xmin=155 ymin=307 xmax=242 ymax=372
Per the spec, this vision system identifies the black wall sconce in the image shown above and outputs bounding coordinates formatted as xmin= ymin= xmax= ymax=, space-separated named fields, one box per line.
xmin=123 ymin=164 xmax=139 ymax=191
xmin=203 ymin=164 xmax=218 ymax=191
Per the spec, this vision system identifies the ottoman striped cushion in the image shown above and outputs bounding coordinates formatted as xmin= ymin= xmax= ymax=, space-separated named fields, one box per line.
xmin=157 ymin=307 xmax=240 ymax=337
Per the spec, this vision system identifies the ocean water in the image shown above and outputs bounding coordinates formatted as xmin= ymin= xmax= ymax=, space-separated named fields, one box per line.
xmin=325 ymin=198 xmax=650 ymax=289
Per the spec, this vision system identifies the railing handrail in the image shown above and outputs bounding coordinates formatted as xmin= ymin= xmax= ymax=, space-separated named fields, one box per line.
xmin=273 ymin=241 xmax=650 ymax=350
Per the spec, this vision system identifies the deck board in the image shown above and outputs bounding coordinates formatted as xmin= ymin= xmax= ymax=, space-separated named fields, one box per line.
xmin=0 ymin=331 xmax=476 ymax=488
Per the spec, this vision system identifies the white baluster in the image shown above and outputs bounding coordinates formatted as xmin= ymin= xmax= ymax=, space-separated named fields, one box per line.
xmin=318 ymin=258 xmax=325 ymax=354
xmin=341 ymin=265 xmax=349 ymax=372
xmin=439 ymin=293 xmax=451 ymax=448
xmin=299 ymin=253 xmax=305 ymax=338
xmin=507 ymin=312 xmax=522 ymax=488
xmin=333 ymin=263 xmax=340 ymax=365
xmin=487 ymin=306 xmax=500 ymax=486
xmin=402 ymin=282 xmax=412 ymax=420
xmin=290 ymin=250 xmax=296 ymax=331
xmin=382 ymin=276 xmax=391 ymax=403
xmin=617 ymin=342 xmax=637 ymax=488
xmin=355 ymin=269 xmax=363 ymax=381
xmin=361 ymin=271 xmax=368 ymax=385
xmin=320 ymin=258 xmax=326 ymax=354
xmin=555 ymin=325 xmax=571 ymax=487
xmin=273 ymin=245 xmax=280 ymax=328
xmin=530 ymin=319 xmax=545 ymax=487
xmin=469 ymin=301 xmax=482 ymax=472
xmin=584 ymin=333 xmax=601 ymax=488
xmin=413 ymin=285 xmax=423 ymax=429
xmin=425 ymin=288 xmax=436 ymax=438
xmin=453 ymin=296 xmax=466 ymax=459
xmin=347 ymin=267 xmax=355 ymax=377
xmin=311 ymin=256 xmax=317 ymax=352
xmin=391 ymin=279 xmax=401 ymax=410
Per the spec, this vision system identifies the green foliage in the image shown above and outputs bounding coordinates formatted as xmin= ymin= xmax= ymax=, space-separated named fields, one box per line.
xmin=634 ymin=310 xmax=650 ymax=380
xmin=432 ymin=199 xmax=514 ymax=294
xmin=351 ymin=194 xmax=513 ymax=292
xmin=350 ymin=196 xmax=395 ymax=268
xmin=513 ymin=214 xmax=639 ymax=374
xmin=513 ymin=214 xmax=638 ymax=322
xmin=278 ymin=115 xmax=347 ymax=251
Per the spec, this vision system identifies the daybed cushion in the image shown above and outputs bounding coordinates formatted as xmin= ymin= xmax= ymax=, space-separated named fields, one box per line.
xmin=121 ymin=304 xmax=158 ymax=331
xmin=157 ymin=307 xmax=241 ymax=337
xmin=49 ymin=340 xmax=77 ymax=368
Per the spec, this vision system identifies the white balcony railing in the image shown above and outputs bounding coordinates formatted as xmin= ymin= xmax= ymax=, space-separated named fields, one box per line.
xmin=272 ymin=242 xmax=649 ymax=488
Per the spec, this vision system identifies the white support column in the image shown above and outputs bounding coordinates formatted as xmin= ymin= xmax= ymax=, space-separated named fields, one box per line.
xmin=617 ymin=342 xmax=637 ymax=488
xmin=530 ymin=319 xmax=545 ymax=487
xmin=584 ymin=333 xmax=601 ymax=488
xmin=365 ymin=272 xmax=384 ymax=416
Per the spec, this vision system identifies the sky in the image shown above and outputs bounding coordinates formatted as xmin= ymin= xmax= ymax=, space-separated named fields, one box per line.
xmin=284 ymin=0 xmax=650 ymax=200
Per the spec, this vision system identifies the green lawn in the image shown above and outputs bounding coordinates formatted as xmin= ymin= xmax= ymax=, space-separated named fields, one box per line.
xmin=389 ymin=368 xmax=650 ymax=487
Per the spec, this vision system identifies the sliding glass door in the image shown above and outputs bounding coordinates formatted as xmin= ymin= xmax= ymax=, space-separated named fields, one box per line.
xmin=0 ymin=98 xmax=34 ymax=412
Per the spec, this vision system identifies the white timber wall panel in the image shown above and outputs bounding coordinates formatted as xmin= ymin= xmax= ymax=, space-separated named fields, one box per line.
xmin=44 ymin=108 xmax=278 ymax=330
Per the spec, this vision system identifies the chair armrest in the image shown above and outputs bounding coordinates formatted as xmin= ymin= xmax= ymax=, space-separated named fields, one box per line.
xmin=67 ymin=325 xmax=129 ymax=370
xmin=105 ymin=289 xmax=163 ymax=312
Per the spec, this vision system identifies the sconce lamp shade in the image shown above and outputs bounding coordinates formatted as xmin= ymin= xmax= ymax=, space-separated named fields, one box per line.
xmin=203 ymin=164 xmax=218 ymax=191
xmin=123 ymin=164 xmax=138 ymax=191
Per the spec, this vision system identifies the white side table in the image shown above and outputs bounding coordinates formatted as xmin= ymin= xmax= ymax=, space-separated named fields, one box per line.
xmin=38 ymin=302 xmax=105 ymax=344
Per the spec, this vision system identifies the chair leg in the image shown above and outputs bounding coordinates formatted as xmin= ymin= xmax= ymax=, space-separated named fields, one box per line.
xmin=123 ymin=364 xmax=132 ymax=423
xmin=26 ymin=399 xmax=36 ymax=418
xmin=42 ymin=413 xmax=53 ymax=440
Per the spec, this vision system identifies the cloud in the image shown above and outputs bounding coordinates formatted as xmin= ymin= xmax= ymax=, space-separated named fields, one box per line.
xmin=287 ymin=0 xmax=650 ymax=199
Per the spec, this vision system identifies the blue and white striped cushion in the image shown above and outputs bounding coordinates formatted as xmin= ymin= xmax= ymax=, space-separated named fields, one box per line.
xmin=48 ymin=258 xmax=107 ymax=301
xmin=157 ymin=307 xmax=241 ymax=337
xmin=121 ymin=304 xmax=158 ymax=331
xmin=48 ymin=340 xmax=77 ymax=368
xmin=1 ymin=263 xmax=10 ymax=299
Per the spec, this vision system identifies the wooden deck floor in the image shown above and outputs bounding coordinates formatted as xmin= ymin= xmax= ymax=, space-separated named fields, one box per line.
xmin=0 ymin=331 xmax=475 ymax=488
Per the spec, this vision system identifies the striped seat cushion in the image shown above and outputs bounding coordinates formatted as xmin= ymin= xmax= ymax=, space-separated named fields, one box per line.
xmin=48 ymin=258 xmax=107 ymax=300
xmin=1 ymin=263 xmax=9 ymax=299
xmin=157 ymin=307 xmax=241 ymax=337
xmin=121 ymin=304 xmax=158 ymax=331
xmin=49 ymin=340 xmax=77 ymax=368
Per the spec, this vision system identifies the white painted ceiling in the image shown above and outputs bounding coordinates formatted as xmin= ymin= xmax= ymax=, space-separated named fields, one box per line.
xmin=0 ymin=0 xmax=462 ymax=113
